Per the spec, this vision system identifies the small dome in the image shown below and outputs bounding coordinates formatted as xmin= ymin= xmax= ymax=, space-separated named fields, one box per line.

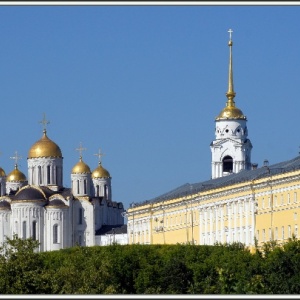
xmin=6 ymin=165 xmax=26 ymax=182
xmin=14 ymin=186 xmax=46 ymax=201
xmin=0 ymin=201 xmax=10 ymax=210
xmin=47 ymin=199 xmax=67 ymax=208
xmin=92 ymin=162 xmax=110 ymax=178
xmin=72 ymin=157 xmax=91 ymax=174
xmin=0 ymin=167 xmax=5 ymax=177
xmin=28 ymin=130 xmax=62 ymax=159
xmin=216 ymin=105 xmax=246 ymax=120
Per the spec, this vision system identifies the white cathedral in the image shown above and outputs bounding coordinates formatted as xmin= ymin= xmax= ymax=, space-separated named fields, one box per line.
xmin=0 ymin=117 xmax=126 ymax=252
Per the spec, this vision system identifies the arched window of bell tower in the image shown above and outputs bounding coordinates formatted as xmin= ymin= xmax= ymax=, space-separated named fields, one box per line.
xmin=223 ymin=156 xmax=233 ymax=173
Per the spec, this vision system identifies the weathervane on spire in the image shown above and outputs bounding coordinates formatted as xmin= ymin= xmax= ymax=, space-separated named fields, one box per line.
xmin=94 ymin=148 xmax=105 ymax=164
xmin=39 ymin=113 xmax=50 ymax=133
xmin=10 ymin=151 xmax=22 ymax=167
xmin=75 ymin=142 xmax=87 ymax=159
xmin=228 ymin=28 xmax=233 ymax=41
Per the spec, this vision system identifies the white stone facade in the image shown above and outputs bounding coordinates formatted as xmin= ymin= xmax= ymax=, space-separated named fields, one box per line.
xmin=0 ymin=130 xmax=125 ymax=252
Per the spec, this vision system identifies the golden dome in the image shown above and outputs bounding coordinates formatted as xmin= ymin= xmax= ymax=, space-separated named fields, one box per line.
xmin=28 ymin=130 xmax=62 ymax=159
xmin=216 ymin=104 xmax=246 ymax=120
xmin=7 ymin=165 xmax=26 ymax=182
xmin=92 ymin=162 xmax=110 ymax=178
xmin=72 ymin=157 xmax=91 ymax=174
xmin=0 ymin=167 xmax=5 ymax=177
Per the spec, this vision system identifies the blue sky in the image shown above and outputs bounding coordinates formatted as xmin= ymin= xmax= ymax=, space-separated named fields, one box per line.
xmin=0 ymin=3 xmax=299 ymax=209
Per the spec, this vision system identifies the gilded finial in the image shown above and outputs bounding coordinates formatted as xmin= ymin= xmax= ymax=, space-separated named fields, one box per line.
xmin=94 ymin=148 xmax=105 ymax=165
xmin=39 ymin=113 xmax=50 ymax=134
xmin=226 ymin=28 xmax=236 ymax=107
xmin=75 ymin=142 xmax=87 ymax=160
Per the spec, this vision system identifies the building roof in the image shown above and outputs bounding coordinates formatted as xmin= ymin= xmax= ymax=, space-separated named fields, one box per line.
xmin=132 ymin=155 xmax=300 ymax=207
xmin=95 ymin=224 xmax=127 ymax=235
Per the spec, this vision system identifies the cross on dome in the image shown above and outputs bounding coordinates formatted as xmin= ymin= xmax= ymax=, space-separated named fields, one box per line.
xmin=228 ymin=28 xmax=233 ymax=40
xmin=76 ymin=142 xmax=87 ymax=159
xmin=94 ymin=148 xmax=105 ymax=164
xmin=39 ymin=113 xmax=50 ymax=133
xmin=10 ymin=151 xmax=22 ymax=167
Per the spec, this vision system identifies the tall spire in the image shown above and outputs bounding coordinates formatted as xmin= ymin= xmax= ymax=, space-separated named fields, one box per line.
xmin=226 ymin=28 xmax=236 ymax=107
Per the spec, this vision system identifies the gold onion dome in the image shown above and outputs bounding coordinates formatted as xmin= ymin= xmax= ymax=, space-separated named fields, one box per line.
xmin=92 ymin=162 xmax=110 ymax=179
xmin=28 ymin=130 xmax=62 ymax=159
xmin=0 ymin=167 xmax=5 ymax=177
xmin=216 ymin=31 xmax=246 ymax=121
xmin=7 ymin=165 xmax=26 ymax=182
xmin=72 ymin=157 xmax=91 ymax=174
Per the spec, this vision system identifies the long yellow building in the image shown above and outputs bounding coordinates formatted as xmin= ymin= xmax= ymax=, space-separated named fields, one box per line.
xmin=126 ymin=30 xmax=300 ymax=250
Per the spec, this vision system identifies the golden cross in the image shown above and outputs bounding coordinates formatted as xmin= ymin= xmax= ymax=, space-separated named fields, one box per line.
xmin=75 ymin=142 xmax=87 ymax=159
xmin=10 ymin=150 xmax=22 ymax=165
xmin=39 ymin=113 xmax=50 ymax=132
xmin=94 ymin=148 xmax=105 ymax=164
xmin=228 ymin=28 xmax=233 ymax=40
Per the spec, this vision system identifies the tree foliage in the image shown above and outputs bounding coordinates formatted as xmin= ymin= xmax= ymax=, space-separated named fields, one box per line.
xmin=0 ymin=236 xmax=299 ymax=294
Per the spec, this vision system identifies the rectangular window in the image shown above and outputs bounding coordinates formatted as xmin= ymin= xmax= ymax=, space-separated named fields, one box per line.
xmin=288 ymin=193 xmax=290 ymax=204
xmin=281 ymin=194 xmax=284 ymax=205
xmin=294 ymin=192 xmax=297 ymax=203
xmin=269 ymin=228 xmax=272 ymax=241
xmin=288 ymin=225 xmax=291 ymax=238
xmin=295 ymin=225 xmax=298 ymax=238
xmin=262 ymin=198 xmax=265 ymax=209
xmin=282 ymin=226 xmax=285 ymax=240
xmin=275 ymin=227 xmax=278 ymax=240
xmin=79 ymin=208 xmax=83 ymax=225
xmin=263 ymin=229 xmax=266 ymax=242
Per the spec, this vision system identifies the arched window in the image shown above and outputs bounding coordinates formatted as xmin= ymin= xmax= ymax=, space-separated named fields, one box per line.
xmin=32 ymin=221 xmax=37 ymax=240
xmin=223 ymin=156 xmax=233 ymax=173
xmin=47 ymin=165 xmax=51 ymax=184
xmin=104 ymin=184 xmax=107 ymax=199
xmin=96 ymin=185 xmax=99 ymax=197
xmin=38 ymin=166 xmax=42 ymax=185
xmin=22 ymin=221 xmax=26 ymax=239
xmin=77 ymin=180 xmax=80 ymax=194
xmin=84 ymin=179 xmax=87 ymax=194
xmin=53 ymin=224 xmax=58 ymax=244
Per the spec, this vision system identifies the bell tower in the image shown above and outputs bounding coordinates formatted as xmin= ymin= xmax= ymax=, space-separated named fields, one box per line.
xmin=210 ymin=29 xmax=252 ymax=179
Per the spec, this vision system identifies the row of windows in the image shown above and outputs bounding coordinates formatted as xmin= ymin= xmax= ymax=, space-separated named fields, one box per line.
xmin=17 ymin=221 xmax=60 ymax=244
xmin=32 ymin=165 xmax=59 ymax=185
xmin=72 ymin=180 xmax=108 ymax=197
xmin=260 ymin=192 xmax=298 ymax=209
xmin=257 ymin=225 xmax=298 ymax=242
xmin=202 ymin=230 xmax=251 ymax=244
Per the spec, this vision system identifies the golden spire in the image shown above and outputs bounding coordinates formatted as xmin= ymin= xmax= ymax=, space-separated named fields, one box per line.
xmin=215 ymin=29 xmax=246 ymax=120
xmin=226 ymin=28 xmax=236 ymax=106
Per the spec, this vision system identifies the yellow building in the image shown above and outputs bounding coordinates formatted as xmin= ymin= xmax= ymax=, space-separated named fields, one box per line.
xmin=126 ymin=30 xmax=300 ymax=249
